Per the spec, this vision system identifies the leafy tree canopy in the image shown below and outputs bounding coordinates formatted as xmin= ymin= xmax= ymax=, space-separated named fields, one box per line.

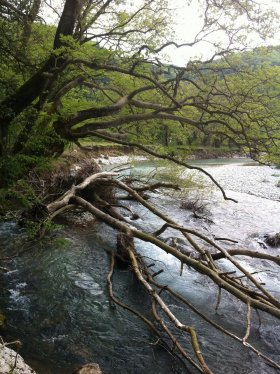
xmin=0 ymin=0 xmax=279 ymax=186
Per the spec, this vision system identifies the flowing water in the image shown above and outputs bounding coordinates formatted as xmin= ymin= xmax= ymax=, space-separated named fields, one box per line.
xmin=0 ymin=158 xmax=280 ymax=373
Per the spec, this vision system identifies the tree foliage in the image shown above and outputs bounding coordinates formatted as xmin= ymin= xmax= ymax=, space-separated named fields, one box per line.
xmin=0 ymin=0 xmax=279 ymax=184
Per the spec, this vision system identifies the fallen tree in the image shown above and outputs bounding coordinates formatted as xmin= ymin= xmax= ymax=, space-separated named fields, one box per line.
xmin=21 ymin=164 xmax=280 ymax=374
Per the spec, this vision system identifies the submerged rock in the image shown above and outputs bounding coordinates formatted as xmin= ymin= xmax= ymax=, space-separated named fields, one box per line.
xmin=73 ymin=363 xmax=102 ymax=374
xmin=0 ymin=343 xmax=36 ymax=373
xmin=264 ymin=232 xmax=280 ymax=247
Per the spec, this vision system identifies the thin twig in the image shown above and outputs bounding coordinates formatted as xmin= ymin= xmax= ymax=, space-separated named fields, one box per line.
xmin=215 ymin=287 xmax=222 ymax=311
xmin=243 ymin=301 xmax=251 ymax=343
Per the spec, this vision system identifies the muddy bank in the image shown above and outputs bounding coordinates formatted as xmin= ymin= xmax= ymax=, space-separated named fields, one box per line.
xmin=67 ymin=143 xmax=245 ymax=161
xmin=184 ymin=148 xmax=247 ymax=160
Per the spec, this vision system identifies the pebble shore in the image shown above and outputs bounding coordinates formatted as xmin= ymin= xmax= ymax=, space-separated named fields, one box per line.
xmin=187 ymin=164 xmax=280 ymax=201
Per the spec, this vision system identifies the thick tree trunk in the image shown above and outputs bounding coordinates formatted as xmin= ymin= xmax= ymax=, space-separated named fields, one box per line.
xmin=53 ymin=0 xmax=82 ymax=49
xmin=0 ymin=56 xmax=62 ymax=155
xmin=22 ymin=0 xmax=43 ymax=47
xmin=0 ymin=0 xmax=83 ymax=155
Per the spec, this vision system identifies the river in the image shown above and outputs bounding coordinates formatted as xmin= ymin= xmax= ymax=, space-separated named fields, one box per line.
xmin=0 ymin=158 xmax=279 ymax=373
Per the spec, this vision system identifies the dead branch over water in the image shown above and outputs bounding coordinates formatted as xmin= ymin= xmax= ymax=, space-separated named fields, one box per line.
xmin=26 ymin=168 xmax=280 ymax=372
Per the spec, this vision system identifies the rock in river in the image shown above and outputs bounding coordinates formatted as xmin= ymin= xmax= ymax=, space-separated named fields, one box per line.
xmin=0 ymin=343 xmax=36 ymax=373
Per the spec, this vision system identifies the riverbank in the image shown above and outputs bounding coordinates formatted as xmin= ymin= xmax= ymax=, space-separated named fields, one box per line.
xmin=68 ymin=142 xmax=246 ymax=160
xmin=182 ymin=163 xmax=280 ymax=201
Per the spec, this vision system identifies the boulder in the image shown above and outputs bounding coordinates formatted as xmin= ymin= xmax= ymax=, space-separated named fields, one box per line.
xmin=73 ymin=363 xmax=102 ymax=374
xmin=0 ymin=343 xmax=36 ymax=374
xmin=264 ymin=233 xmax=280 ymax=247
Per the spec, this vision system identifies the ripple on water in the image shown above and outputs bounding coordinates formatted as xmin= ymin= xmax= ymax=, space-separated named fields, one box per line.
xmin=70 ymin=271 xmax=103 ymax=296
xmin=8 ymin=282 xmax=29 ymax=311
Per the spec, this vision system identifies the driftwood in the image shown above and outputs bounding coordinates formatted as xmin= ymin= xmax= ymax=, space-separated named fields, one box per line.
xmin=24 ymin=169 xmax=280 ymax=373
